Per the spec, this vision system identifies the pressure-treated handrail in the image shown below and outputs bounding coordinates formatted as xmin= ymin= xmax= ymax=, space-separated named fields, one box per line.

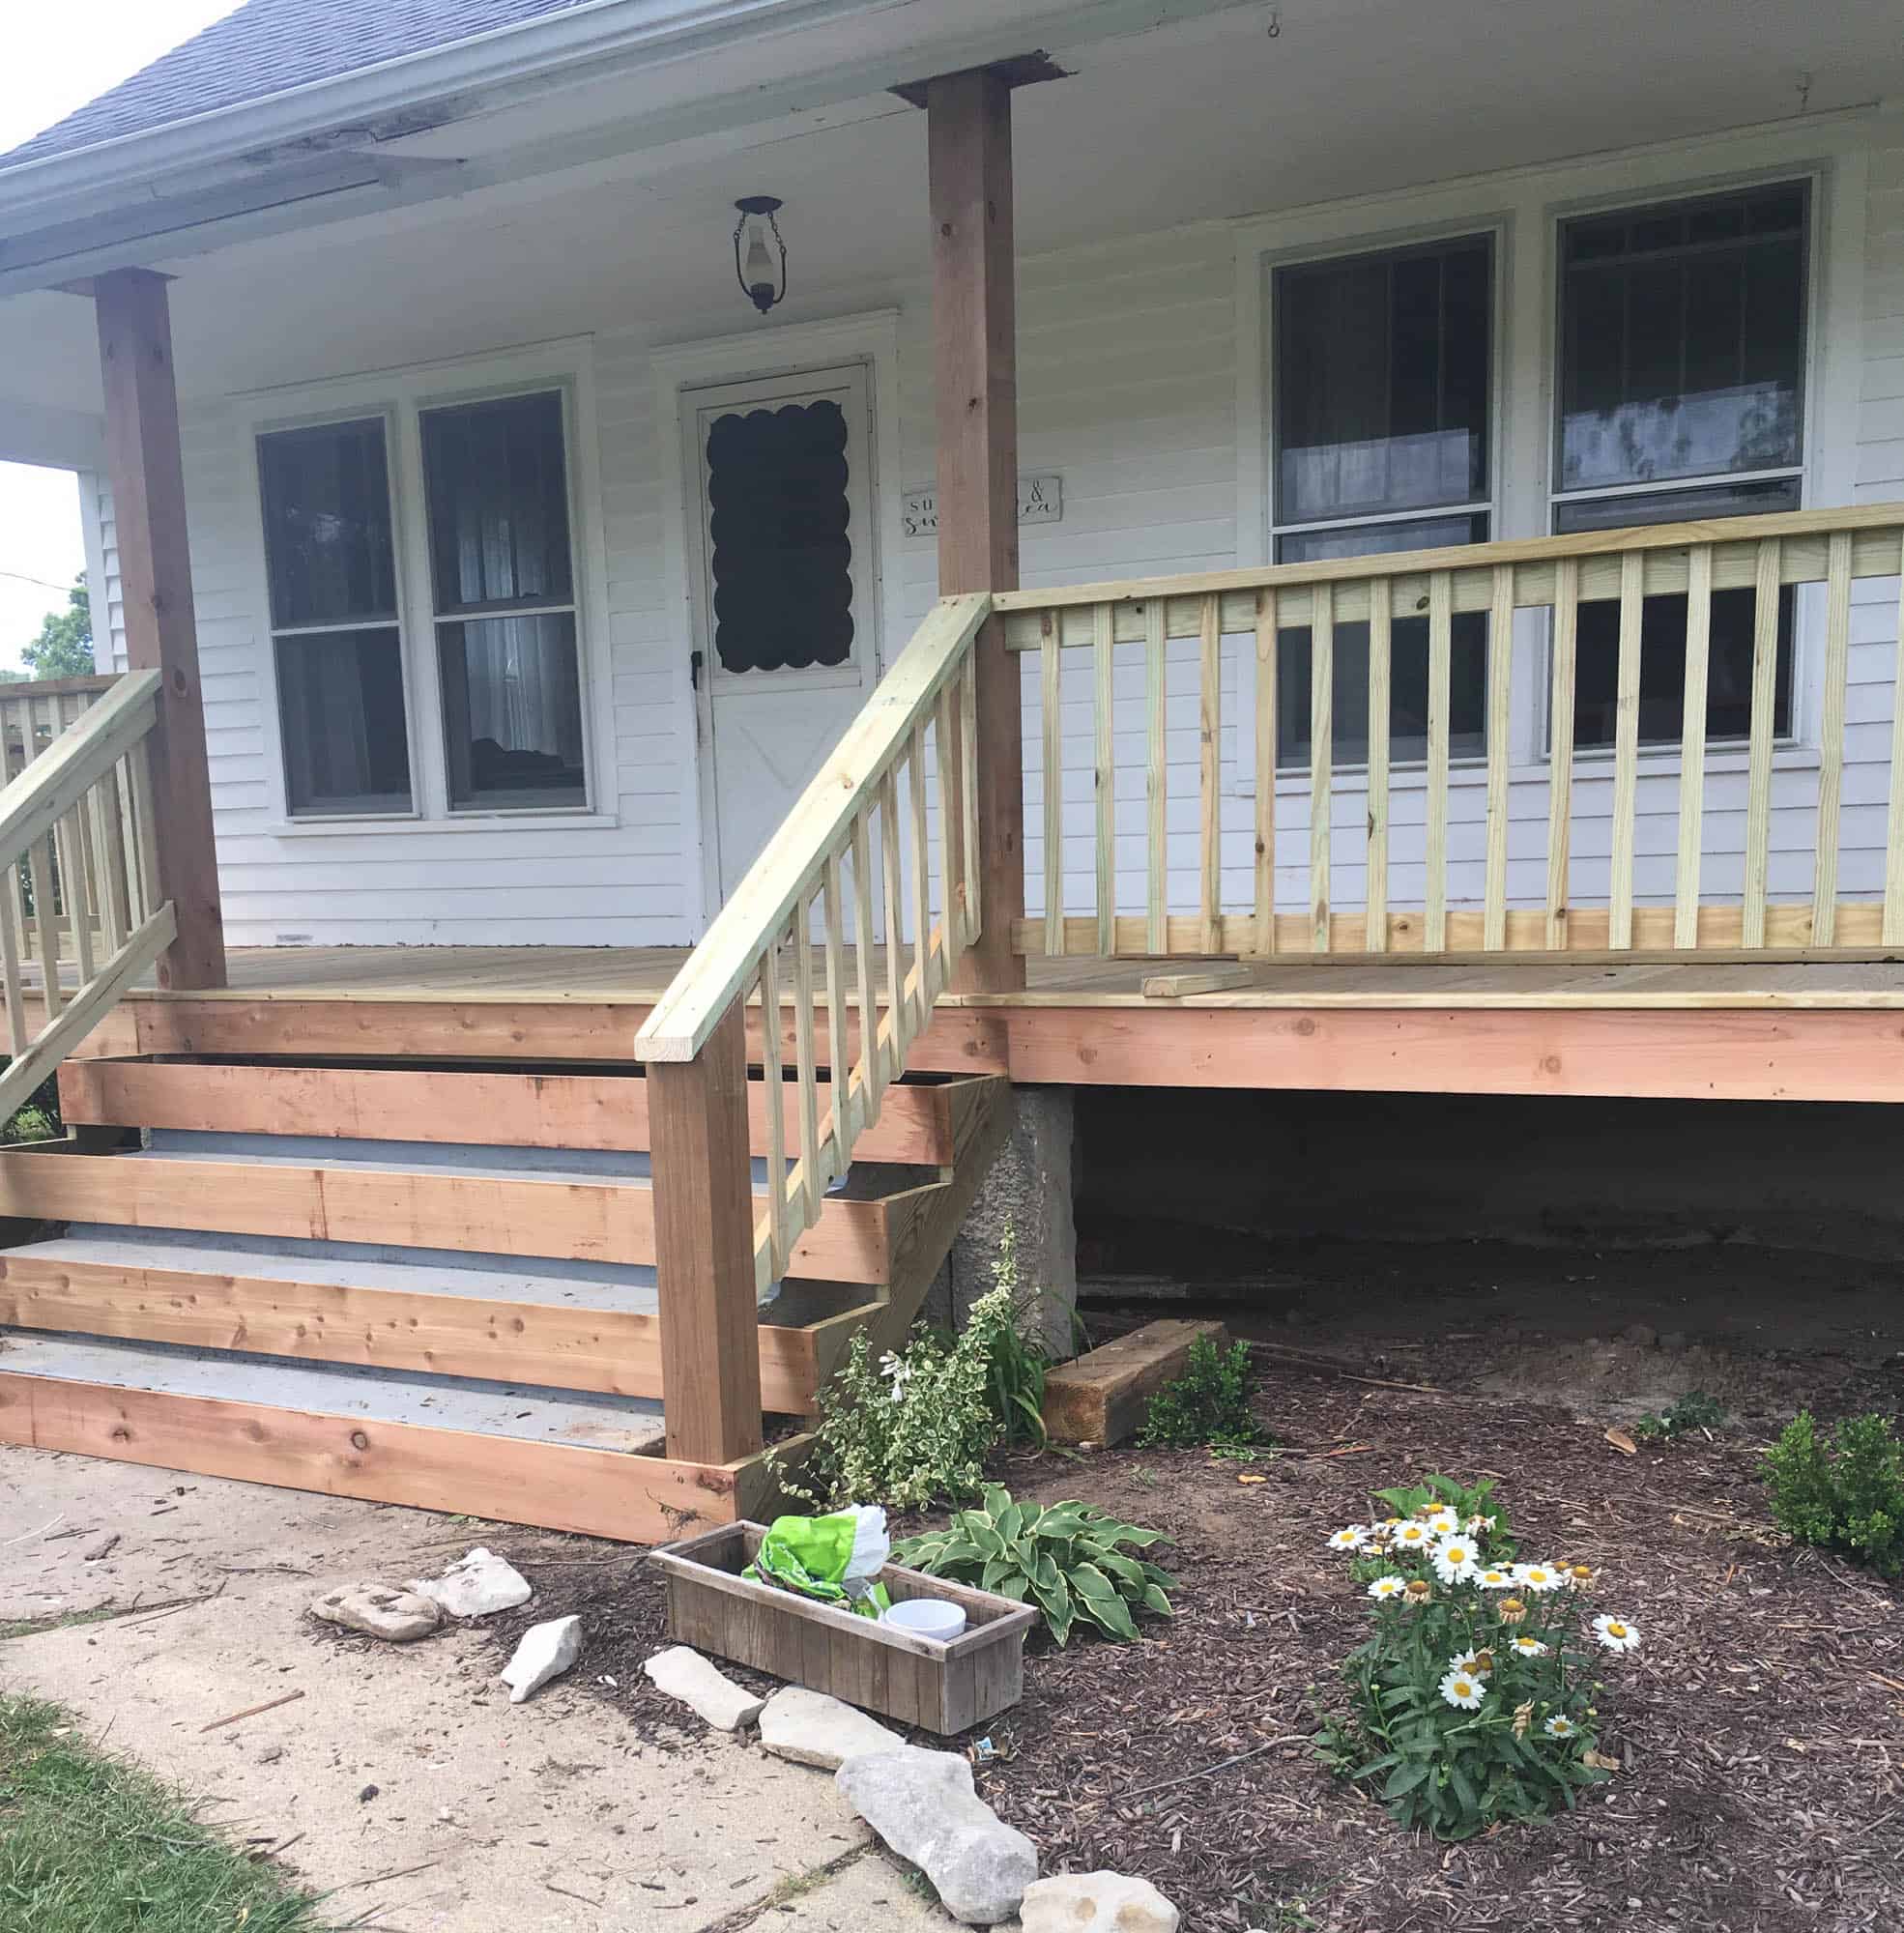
xmin=998 ymin=502 xmax=1904 ymax=963
xmin=0 ymin=668 xmax=175 ymax=1121
xmin=637 ymin=591 xmax=989 ymax=1291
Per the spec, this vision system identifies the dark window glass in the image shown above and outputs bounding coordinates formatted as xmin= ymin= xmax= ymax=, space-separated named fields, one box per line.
xmin=1557 ymin=184 xmax=1807 ymax=491
xmin=1274 ymin=515 xmax=1490 ymax=766
xmin=420 ymin=390 xmax=586 ymax=810
xmin=706 ymin=400 xmax=854 ymax=673
xmin=274 ymin=628 xmax=412 ymax=815
xmin=1275 ymin=237 xmax=1491 ymax=525
xmin=258 ymin=418 xmax=397 ymax=630
xmin=1556 ymin=478 xmax=1799 ymax=749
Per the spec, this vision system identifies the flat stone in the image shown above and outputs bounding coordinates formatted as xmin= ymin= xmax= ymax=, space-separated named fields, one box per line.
xmin=501 ymin=1614 xmax=583 ymax=1703
xmin=642 ymin=1645 xmax=765 ymax=1731
xmin=835 ymin=1746 xmax=1036 ymax=1926
xmin=308 ymin=1581 xmax=442 ymax=1642
xmin=758 ymin=1686 xmax=902 ymax=1770
xmin=1021 ymin=1871 xmax=1180 ymax=1932
xmin=404 ymin=1547 xmax=532 ymax=1620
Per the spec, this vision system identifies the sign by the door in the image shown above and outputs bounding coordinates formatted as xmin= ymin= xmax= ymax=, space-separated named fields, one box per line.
xmin=901 ymin=474 xmax=1061 ymax=537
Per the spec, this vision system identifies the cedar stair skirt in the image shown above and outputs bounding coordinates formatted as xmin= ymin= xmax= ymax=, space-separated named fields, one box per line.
xmin=0 ymin=1032 xmax=1007 ymax=1543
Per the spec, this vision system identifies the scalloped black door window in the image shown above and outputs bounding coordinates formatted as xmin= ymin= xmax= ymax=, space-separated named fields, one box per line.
xmin=707 ymin=400 xmax=854 ymax=674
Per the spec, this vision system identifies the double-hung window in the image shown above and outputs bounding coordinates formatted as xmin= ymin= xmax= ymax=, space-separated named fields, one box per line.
xmin=1552 ymin=182 xmax=1809 ymax=748
xmin=1270 ymin=234 xmax=1494 ymax=766
xmin=258 ymin=386 xmax=590 ymax=821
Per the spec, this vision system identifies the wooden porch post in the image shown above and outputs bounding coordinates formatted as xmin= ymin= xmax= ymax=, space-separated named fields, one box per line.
xmin=648 ymin=1000 xmax=764 ymax=1465
xmin=927 ymin=69 xmax=1026 ymax=995
xmin=93 ymin=269 xmax=225 ymax=992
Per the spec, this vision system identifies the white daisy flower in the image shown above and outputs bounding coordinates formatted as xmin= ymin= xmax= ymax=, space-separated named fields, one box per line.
xmin=1402 ymin=1578 xmax=1433 ymax=1603
xmin=1448 ymin=1647 xmax=1493 ymax=1677
xmin=1367 ymin=1574 xmax=1406 ymax=1601
xmin=1424 ymin=1509 xmax=1461 ymax=1537
xmin=1327 ymin=1525 xmax=1370 ymax=1553
xmin=1392 ymin=1521 xmax=1432 ymax=1553
xmin=1430 ymin=1536 xmax=1480 ymax=1585
xmin=1592 ymin=1613 xmax=1640 ymax=1654
xmin=1515 ymin=1561 xmax=1565 ymax=1595
xmin=1543 ymin=1715 xmax=1578 ymax=1739
xmin=1465 ymin=1513 xmax=1496 ymax=1535
xmin=1438 ymin=1667 xmax=1486 ymax=1710
xmin=1477 ymin=1567 xmax=1515 ymax=1590
xmin=1510 ymin=1634 xmax=1549 ymax=1659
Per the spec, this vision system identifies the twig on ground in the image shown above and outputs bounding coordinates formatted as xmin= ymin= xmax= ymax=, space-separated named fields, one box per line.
xmin=199 ymin=1688 xmax=305 ymax=1733
xmin=1113 ymin=1734 xmax=1312 ymax=1802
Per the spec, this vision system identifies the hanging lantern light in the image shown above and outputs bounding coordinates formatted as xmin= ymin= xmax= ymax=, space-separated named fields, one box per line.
xmin=733 ymin=196 xmax=788 ymax=314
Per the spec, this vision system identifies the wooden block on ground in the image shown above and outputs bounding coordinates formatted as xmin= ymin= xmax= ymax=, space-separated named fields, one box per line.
xmin=1041 ymin=1317 xmax=1227 ymax=1447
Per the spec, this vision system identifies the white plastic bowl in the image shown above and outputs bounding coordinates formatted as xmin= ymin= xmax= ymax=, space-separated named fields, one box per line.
xmin=881 ymin=1598 xmax=966 ymax=1642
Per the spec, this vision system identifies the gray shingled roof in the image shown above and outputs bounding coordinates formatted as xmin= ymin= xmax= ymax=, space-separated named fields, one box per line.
xmin=2 ymin=0 xmax=598 ymax=170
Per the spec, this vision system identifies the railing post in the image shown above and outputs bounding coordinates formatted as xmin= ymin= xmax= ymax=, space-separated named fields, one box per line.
xmin=93 ymin=268 xmax=225 ymax=992
xmin=926 ymin=69 xmax=1025 ymax=994
xmin=648 ymin=999 xmax=764 ymax=1466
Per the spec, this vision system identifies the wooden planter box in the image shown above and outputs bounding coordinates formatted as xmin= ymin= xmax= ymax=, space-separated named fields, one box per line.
xmin=651 ymin=1520 xmax=1038 ymax=1735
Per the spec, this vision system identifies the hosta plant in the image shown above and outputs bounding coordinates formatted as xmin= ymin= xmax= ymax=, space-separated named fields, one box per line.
xmin=892 ymin=1486 xmax=1174 ymax=1645
xmin=1313 ymin=1477 xmax=1637 ymax=1840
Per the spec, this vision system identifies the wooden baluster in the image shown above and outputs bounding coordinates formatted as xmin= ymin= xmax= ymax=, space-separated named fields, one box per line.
xmin=1094 ymin=602 xmax=1115 ymax=956
xmin=758 ymin=937 xmax=789 ymax=1280
xmin=96 ymin=767 xmax=130 ymax=954
xmin=1544 ymin=557 xmax=1579 ymax=949
xmin=1310 ymin=581 xmax=1333 ymax=954
xmin=28 ymin=832 xmax=61 ymax=1023
xmin=0 ymin=689 xmax=24 ymax=959
xmin=822 ymin=851 xmax=850 ymax=1158
xmin=1742 ymin=537 xmax=1781 ymax=950
xmin=1673 ymin=545 xmax=1715 ymax=949
xmin=959 ymin=653 xmax=980 ymax=943
xmin=1198 ymin=593 xmax=1221 ymax=955
xmin=1424 ymin=571 xmax=1453 ymax=953
xmin=909 ymin=725 xmax=935 ymax=1010
xmin=1607 ymin=550 xmax=1644 ymax=951
xmin=1146 ymin=597 xmax=1168 ymax=956
xmin=1365 ymin=578 xmax=1391 ymax=954
xmin=1253 ymin=589 xmax=1277 ymax=955
xmin=880 ymin=768 xmax=907 ymax=1038
xmin=1885 ymin=534 xmax=1904 ymax=946
xmin=850 ymin=815 xmax=885 ymax=1125
xmin=935 ymin=682 xmax=966 ymax=974
xmin=1042 ymin=618 xmax=1063 ymax=955
xmin=130 ymin=740 xmax=161 ymax=928
xmin=1482 ymin=564 xmax=1514 ymax=951
xmin=793 ymin=895 xmax=822 ymax=1229
xmin=0 ymin=887 xmax=22 ymax=1059
xmin=1811 ymin=531 xmax=1854 ymax=946
xmin=57 ymin=801 xmax=96 ymax=988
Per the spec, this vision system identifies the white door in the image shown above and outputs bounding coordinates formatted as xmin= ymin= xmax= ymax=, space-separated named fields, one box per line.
xmin=685 ymin=364 xmax=880 ymax=909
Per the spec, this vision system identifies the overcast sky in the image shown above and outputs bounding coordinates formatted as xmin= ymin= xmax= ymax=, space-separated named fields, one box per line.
xmin=0 ymin=2 xmax=241 ymax=670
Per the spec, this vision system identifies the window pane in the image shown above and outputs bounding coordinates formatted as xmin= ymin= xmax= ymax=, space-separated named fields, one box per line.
xmin=257 ymin=418 xmax=396 ymax=630
xmin=1555 ymin=479 xmax=1799 ymax=749
xmin=274 ymin=628 xmax=411 ymax=815
xmin=438 ymin=614 xmax=586 ymax=810
xmin=1274 ymin=515 xmax=1488 ymax=766
xmin=707 ymin=400 xmax=854 ymax=673
xmin=421 ymin=391 xmax=574 ymax=615
xmin=1275 ymin=237 xmax=1491 ymax=525
xmin=1557 ymin=185 xmax=1806 ymax=491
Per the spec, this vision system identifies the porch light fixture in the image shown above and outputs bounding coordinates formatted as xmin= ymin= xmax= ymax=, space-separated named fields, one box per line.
xmin=733 ymin=195 xmax=788 ymax=313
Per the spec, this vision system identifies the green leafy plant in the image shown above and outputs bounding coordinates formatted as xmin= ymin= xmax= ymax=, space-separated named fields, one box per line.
xmin=893 ymin=1484 xmax=1174 ymax=1645
xmin=1313 ymin=1479 xmax=1635 ymax=1839
xmin=1633 ymin=1390 xmax=1726 ymax=1441
xmin=1137 ymin=1334 xmax=1264 ymax=1450
xmin=1762 ymin=1410 xmax=1904 ymax=1576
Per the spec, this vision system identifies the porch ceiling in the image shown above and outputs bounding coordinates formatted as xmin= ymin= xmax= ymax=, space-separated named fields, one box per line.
xmin=2 ymin=0 xmax=1901 ymax=429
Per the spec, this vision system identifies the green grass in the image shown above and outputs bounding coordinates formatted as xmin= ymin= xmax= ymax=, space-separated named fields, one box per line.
xmin=0 ymin=1606 xmax=124 ymax=1643
xmin=0 ymin=1694 xmax=330 ymax=1931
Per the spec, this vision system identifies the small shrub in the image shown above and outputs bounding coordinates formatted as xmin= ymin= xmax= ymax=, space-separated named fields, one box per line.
xmin=1313 ymin=1478 xmax=1636 ymax=1839
xmin=1137 ymin=1334 xmax=1263 ymax=1450
xmin=1763 ymin=1410 xmax=1904 ymax=1576
xmin=892 ymin=1484 xmax=1174 ymax=1645
xmin=1633 ymin=1390 xmax=1725 ymax=1441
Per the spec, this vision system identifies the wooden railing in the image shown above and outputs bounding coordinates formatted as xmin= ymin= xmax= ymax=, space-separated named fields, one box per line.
xmin=637 ymin=592 xmax=987 ymax=1295
xmin=0 ymin=670 xmax=175 ymax=1120
xmin=996 ymin=504 xmax=1904 ymax=962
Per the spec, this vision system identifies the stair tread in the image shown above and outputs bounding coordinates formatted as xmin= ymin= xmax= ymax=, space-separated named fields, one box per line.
xmin=0 ymin=1330 xmax=667 ymax=1450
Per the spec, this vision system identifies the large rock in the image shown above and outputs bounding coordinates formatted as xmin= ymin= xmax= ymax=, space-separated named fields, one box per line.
xmin=835 ymin=1747 xmax=1036 ymax=1926
xmin=405 ymin=1547 xmax=532 ymax=1619
xmin=1021 ymin=1871 xmax=1180 ymax=1933
xmin=501 ymin=1615 xmax=583 ymax=1703
xmin=642 ymin=1646 xmax=765 ymax=1731
xmin=308 ymin=1581 xmax=442 ymax=1642
xmin=758 ymin=1686 xmax=901 ymax=1770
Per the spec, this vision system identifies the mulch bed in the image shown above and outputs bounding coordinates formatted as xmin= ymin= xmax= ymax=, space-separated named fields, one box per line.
xmin=465 ymin=1344 xmax=1902 ymax=1933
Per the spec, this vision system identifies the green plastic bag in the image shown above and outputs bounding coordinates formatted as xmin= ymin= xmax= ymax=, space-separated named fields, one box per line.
xmin=745 ymin=1506 xmax=892 ymax=1619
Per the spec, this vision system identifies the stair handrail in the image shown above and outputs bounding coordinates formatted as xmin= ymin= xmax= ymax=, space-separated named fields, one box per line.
xmin=0 ymin=667 xmax=175 ymax=1121
xmin=637 ymin=591 xmax=990 ymax=1289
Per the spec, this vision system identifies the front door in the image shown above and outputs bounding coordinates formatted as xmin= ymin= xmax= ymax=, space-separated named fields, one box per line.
xmin=685 ymin=364 xmax=880 ymax=909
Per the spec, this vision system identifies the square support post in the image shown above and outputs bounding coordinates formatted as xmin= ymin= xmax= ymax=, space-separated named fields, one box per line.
xmin=927 ymin=69 xmax=1025 ymax=995
xmin=93 ymin=268 xmax=225 ymax=991
xmin=648 ymin=999 xmax=764 ymax=1465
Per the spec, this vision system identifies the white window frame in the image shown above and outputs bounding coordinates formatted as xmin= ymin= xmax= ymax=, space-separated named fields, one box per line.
xmin=238 ymin=337 xmax=618 ymax=835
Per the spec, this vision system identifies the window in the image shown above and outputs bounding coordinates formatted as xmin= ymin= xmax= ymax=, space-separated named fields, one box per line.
xmin=258 ymin=417 xmax=413 ymax=816
xmin=1553 ymin=183 xmax=1808 ymax=748
xmin=1271 ymin=235 xmax=1494 ymax=766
